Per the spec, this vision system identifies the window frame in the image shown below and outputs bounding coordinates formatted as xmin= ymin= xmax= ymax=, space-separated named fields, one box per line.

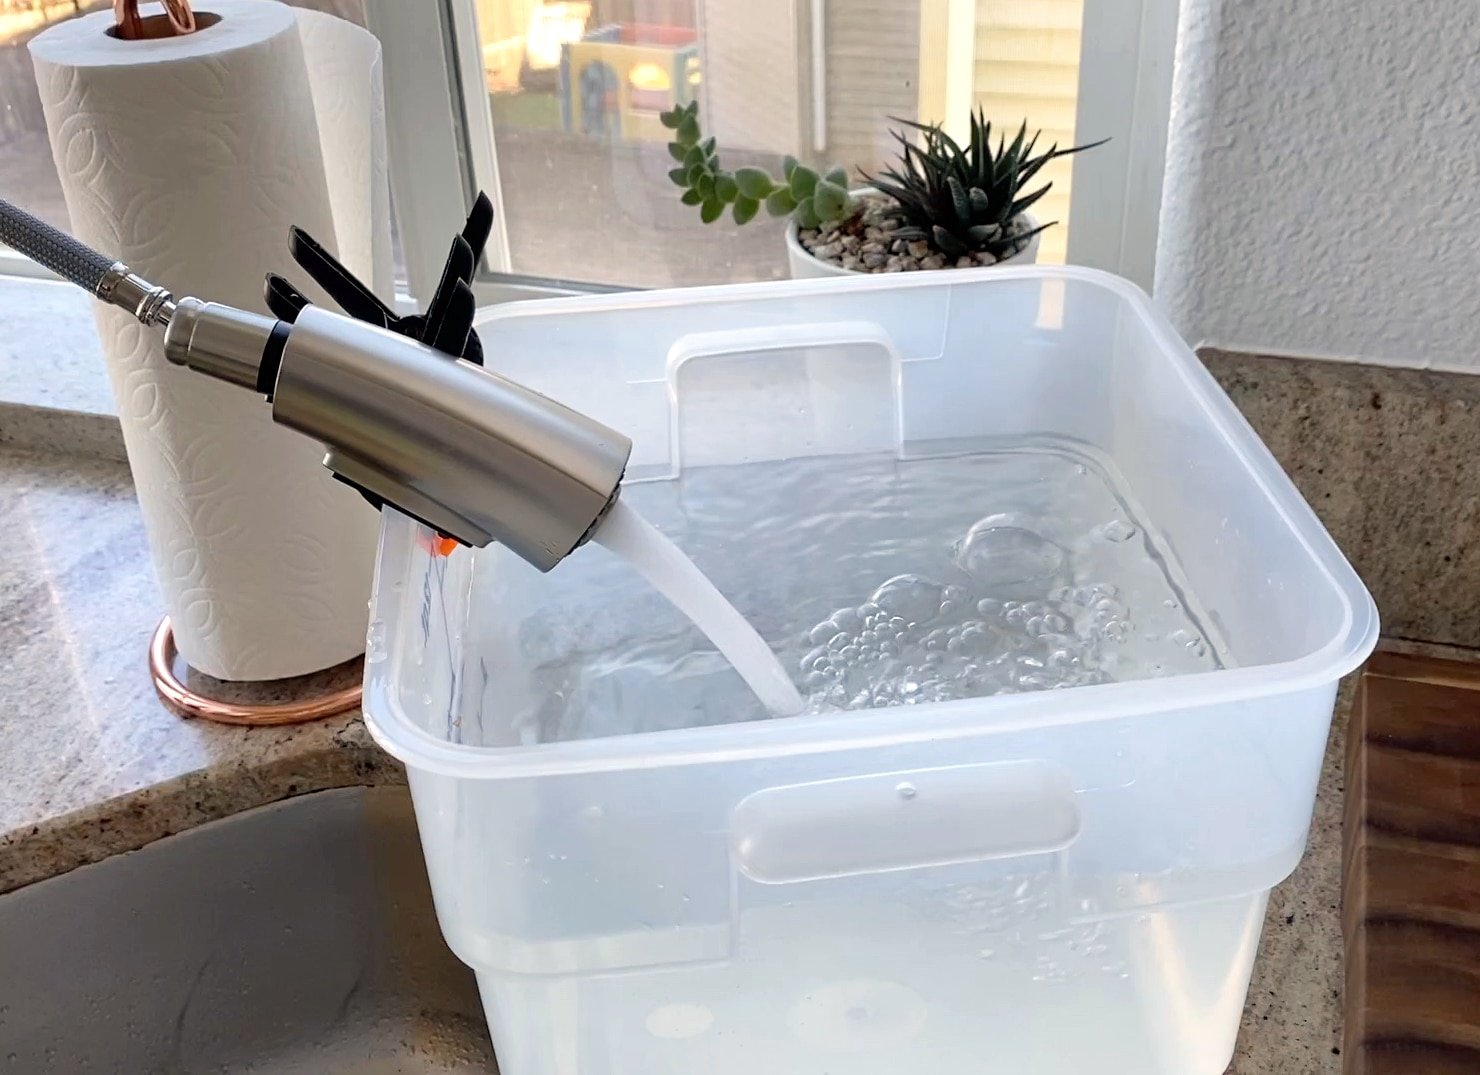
xmin=365 ymin=0 xmax=615 ymax=306
xmin=1063 ymin=0 xmax=1181 ymax=290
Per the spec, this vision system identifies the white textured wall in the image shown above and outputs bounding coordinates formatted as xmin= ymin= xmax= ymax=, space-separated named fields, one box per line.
xmin=1155 ymin=0 xmax=1480 ymax=370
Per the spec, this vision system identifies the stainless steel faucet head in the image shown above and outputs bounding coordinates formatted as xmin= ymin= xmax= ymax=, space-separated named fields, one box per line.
xmin=0 ymin=196 xmax=629 ymax=571
xmin=274 ymin=305 xmax=630 ymax=570
xmin=164 ymin=299 xmax=631 ymax=571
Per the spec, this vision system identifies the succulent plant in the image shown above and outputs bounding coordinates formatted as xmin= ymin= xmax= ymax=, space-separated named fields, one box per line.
xmin=863 ymin=111 xmax=1106 ymax=260
xmin=659 ymin=101 xmax=856 ymax=229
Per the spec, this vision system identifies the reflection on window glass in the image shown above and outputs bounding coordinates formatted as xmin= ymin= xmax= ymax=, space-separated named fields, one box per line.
xmin=476 ymin=0 xmax=783 ymax=288
xmin=474 ymin=0 xmax=1084 ymax=287
xmin=0 ymin=0 xmax=407 ymax=284
xmin=0 ymin=0 xmax=99 ymax=231
xmin=969 ymin=0 xmax=1084 ymax=265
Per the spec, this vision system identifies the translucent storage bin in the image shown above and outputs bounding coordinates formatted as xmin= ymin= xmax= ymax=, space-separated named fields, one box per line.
xmin=363 ymin=268 xmax=1376 ymax=1075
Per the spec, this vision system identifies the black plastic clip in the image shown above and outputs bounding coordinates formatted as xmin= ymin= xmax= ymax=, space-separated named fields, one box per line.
xmin=267 ymin=193 xmax=498 ymax=534
xmin=264 ymin=191 xmax=493 ymax=366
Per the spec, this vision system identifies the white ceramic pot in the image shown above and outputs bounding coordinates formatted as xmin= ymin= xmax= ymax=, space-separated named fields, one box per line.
xmin=786 ymin=205 xmax=1041 ymax=279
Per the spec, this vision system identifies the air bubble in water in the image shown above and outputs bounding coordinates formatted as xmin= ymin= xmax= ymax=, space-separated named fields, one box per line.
xmin=955 ymin=519 xmax=1066 ymax=588
xmin=1096 ymin=519 xmax=1137 ymax=543
xmin=938 ymin=584 xmax=971 ymax=619
xmin=896 ymin=782 xmax=918 ymax=800
xmin=1170 ymin=629 xmax=1208 ymax=657
xmin=869 ymin=575 xmax=945 ymax=624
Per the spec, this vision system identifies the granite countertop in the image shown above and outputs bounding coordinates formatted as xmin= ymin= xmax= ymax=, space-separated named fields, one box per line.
xmin=0 ymin=447 xmax=402 ymax=895
xmin=0 ymin=444 xmax=1348 ymax=1072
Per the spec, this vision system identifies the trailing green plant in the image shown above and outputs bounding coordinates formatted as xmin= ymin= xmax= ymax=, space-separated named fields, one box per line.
xmin=659 ymin=101 xmax=855 ymax=229
xmin=862 ymin=110 xmax=1107 ymax=260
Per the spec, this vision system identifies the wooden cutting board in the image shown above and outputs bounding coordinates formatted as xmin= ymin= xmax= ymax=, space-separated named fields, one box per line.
xmin=1344 ymin=650 xmax=1480 ymax=1074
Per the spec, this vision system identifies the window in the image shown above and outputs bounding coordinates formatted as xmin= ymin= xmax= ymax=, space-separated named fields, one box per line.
xmin=0 ymin=0 xmax=1174 ymax=297
xmin=370 ymin=0 xmax=1176 ymax=304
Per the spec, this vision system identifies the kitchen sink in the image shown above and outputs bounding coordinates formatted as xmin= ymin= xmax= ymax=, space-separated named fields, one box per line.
xmin=0 ymin=787 xmax=496 ymax=1072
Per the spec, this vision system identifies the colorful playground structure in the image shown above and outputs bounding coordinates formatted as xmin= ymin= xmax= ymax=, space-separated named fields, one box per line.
xmin=560 ymin=23 xmax=701 ymax=142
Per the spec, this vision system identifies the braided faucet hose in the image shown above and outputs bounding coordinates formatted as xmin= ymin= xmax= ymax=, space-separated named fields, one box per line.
xmin=0 ymin=197 xmax=115 ymax=295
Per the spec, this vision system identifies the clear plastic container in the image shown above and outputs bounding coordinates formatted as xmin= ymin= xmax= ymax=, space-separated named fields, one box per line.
xmin=363 ymin=267 xmax=1377 ymax=1075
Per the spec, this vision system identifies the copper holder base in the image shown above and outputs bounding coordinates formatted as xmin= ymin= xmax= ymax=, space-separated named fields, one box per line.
xmin=149 ymin=617 xmax=361 ymax=726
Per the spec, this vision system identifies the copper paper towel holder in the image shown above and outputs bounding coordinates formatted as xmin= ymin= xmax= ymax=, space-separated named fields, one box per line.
xmin=113 ymin=0 xmax=197 ymax=40
xmin=149 ymin=616 xmax=362 ymax=726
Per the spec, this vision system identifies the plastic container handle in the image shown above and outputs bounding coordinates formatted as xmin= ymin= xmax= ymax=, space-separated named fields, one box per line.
xmin=663 ymin=320 xmax=900 ymax=385
xmin=731 ymin=760 xmax=1080 ymax=885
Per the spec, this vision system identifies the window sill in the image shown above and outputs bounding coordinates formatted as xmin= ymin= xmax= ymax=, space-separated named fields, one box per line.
xmin=0 ymin=275 xmax=124 ymax=460
xmin=0 ymin=275 xmax=113 ymax=415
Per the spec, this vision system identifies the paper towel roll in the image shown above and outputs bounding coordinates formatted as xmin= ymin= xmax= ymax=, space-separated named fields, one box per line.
xmin=31 ymin=1 xmax=389 ymax=681
xmin=296 ymin=7 xmax=394 ymax=306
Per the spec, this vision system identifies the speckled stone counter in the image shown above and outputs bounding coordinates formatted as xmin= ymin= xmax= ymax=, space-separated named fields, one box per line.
xmin=1202 ymin=348 xmax=1479 ymax=650
xmin=0 ymin=447 xmax=402 ymax=895
xmin=0 ymin=444 xmax=1351 ymax=1072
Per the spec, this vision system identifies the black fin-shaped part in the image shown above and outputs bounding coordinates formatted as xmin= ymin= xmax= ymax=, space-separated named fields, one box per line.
xmin=461 ymin=324 xmax=484 ymax=366
xmin=420 ymin=235 xmax=475 ymax=348
xmin=428 ymin=280 xmax=476 ymax=358
xmin=460 ymin=192 xmax=495 ymax=261
xmin=264 ymin=273 xmax=310 ymax=323
xmin=288 ymin=226 xmax=394 ymax=328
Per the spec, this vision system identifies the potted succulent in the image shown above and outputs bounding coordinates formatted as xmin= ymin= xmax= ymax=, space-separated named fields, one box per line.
xmin=659 ymin=101 xmax=1104 ymax=278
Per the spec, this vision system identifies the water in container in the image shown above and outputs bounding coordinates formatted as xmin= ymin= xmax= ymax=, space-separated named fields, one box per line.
xmin=479 ymin=441 xmax=1223 ymax=745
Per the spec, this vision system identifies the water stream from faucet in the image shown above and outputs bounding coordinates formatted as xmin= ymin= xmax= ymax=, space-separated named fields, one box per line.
xmin=593 ymin=498 xmax=806 ymax=716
